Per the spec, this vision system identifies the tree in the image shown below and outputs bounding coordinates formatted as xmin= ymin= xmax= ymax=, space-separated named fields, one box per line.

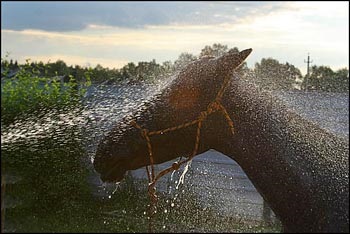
xmin=92 ymin=64 xmax=109 ymax=83
xmin=48 ymin=60 xmax=69 ymax=76
xmin=302 ymin=66 xmax=349 ymax=92
xmin=121 ymin=62 xmax=137 ymax=82
xmin=72 ymin=65 xmax=86 ymax=82
xmin=311 ymin=65 xmax=333 ymax=91
xmin=174 ymin=52 xmax=197 ymax=70
xmin=199 ymin=43 xmax=229 ymax=58
xmin=161 ymin=61 xmax=174 ymax=74
xmin=333 ymin=68 xmax=349 ymax=92
xmin=254 ymin=58 xmax=301 ymax=90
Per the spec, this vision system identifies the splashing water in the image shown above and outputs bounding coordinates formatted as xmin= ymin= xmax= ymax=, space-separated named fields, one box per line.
xmin=176 ymin=159 xmax=192 ymax=190
xmin=1 ymin=72 xmax=177 ymax=198
xmin=82 ymin=76 xmax=176 ymax=164
xmin=1 ymin=107 xmax=85 ymax=150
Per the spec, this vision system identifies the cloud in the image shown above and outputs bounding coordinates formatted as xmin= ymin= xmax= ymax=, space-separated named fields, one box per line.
xmin=1 ymin=28 xmax=211 ymax=50
xmin=1 ymin=1 xmax=290 ymax=32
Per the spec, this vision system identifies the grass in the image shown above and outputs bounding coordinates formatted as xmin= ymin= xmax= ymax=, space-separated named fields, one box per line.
xmin=4 ymin=165 xmax=282 ymax=233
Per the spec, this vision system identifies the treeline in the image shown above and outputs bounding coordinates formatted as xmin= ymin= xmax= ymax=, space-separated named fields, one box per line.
xmin=301 ymin=66 xmax=349 ymax=92
xmin=2 ymin=43 xmax=349 ymax=92
xmin=1 ymin=57 xmax=174 ymax=85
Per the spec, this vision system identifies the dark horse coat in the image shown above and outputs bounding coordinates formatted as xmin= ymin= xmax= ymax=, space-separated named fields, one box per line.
xmin=94 ymin=49 xmax=349 ymax=233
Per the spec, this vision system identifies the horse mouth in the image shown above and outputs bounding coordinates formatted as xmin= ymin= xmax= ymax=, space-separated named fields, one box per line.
xmin=97 ymin=157 xmax=128 ymax=183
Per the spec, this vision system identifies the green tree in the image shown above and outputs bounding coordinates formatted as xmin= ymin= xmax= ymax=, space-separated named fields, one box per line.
xmin=71 ymin=65 xmax=86 ymax=82
xmin=159 ymin=60 xmax=175 ymax=78
xmin=174 ymin=52 xmax=197 ymax=70
xmin=108 ymin=68 xmax=123 ymax=83
xmin=333 ymin=68 xmax=349 ymax=92
xmin=303 ymin=65 xmax=333 ymax=91
xmin=9 ymin=59 xmax=20 ymax=70
xmin=199 ymin=43 xmax=229 ymax=58
xmin=254 ymin=58 xmax=301 ymax=90
xmin=44 ymin=60 xmax=69 ymax=77
xmin=302 ymin=66 xmax=349 ymax=92
xmin=92 ymin=64 xmax=110 ymax=83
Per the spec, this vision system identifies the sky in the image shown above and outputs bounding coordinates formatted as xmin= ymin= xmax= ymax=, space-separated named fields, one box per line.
xmin=1 ymin=1 xmax=349 ymax=75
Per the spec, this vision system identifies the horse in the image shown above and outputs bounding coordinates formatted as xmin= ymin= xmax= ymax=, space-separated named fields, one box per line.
xmin=93 ymin=48 xmax=349 ymax=233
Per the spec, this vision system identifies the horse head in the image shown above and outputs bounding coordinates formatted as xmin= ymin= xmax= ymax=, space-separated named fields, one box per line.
xmin=93 ymin=48 xmax=252 ymax=182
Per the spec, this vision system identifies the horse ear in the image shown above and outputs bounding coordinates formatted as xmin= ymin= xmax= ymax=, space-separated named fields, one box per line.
xmin=216 ymin=48 xmax=252 ymax=74
xmin=238 ymin=48 xmax=253 ymax=65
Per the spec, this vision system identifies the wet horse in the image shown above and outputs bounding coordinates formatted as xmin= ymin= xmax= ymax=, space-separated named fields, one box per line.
xmin=93 ymin=49 xmax=349 ymax=233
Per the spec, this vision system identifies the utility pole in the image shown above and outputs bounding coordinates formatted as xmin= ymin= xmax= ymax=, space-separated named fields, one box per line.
xmin=303 ymin=53 xmax=313 ymax=90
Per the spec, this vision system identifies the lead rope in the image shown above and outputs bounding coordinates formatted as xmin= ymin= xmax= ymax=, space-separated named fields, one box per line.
xmin=131 ymin=72 xmax=235 ymax=233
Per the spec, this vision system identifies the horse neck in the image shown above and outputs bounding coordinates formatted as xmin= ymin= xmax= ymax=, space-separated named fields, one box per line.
xmin=208 ymin=78 xmax=349 ymax=232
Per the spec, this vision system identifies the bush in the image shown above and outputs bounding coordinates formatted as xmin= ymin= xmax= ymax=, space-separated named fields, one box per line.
xmin=1 ymin=57 xmax=91 ymax=126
